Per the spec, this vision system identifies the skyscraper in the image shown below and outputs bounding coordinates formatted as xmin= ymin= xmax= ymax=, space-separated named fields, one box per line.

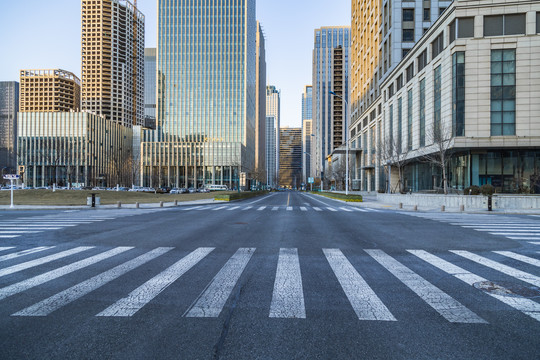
xmin=266 ymin=85 xmax=280 ymax=187
xmin=144 ymin=47 xmax=157 ymax=128
xmin=81 ymin=0 xmax=145 ymax=128
xmin=19 ymin=69 xmax=80 ymax=113
xmin=255 ymin=22 xmax=267 ymax=185
xmin=0 ymin=81 xmax=19 ymax=174
xmin=142 ymin=0 xmax=257 ymax=188
xmin=301 ymin=85 xmax=312 ymax=184
xmin=279 ymin=127 xmax=302 ymax=189
xmin=312 ymin=26 xmax=350 ymax=183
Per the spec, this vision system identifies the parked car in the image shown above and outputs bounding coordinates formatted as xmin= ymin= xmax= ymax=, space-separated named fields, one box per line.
xmin=188 ymin=187 xmax=197 ymax=193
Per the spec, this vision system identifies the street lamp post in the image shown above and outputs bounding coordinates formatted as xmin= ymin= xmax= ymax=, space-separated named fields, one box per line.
xmin=329 ymin=90 xmax=349 ymax=195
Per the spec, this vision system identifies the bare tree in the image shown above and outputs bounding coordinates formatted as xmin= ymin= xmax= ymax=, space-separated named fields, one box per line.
xmin=420 ymin=122 xmax=454 ymax=195
xmin=379 ymin=135 xmax=411 ymax=193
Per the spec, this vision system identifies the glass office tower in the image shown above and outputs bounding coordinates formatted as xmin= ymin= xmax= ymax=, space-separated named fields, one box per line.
xmin=143 ymin=0 xmax=257 ymax=189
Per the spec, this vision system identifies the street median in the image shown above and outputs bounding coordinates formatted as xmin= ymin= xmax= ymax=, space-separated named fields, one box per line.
xmin=214 ymin=191 xmax=269 ymax=202
xmin=311 ymin=192 xmax=363 ymax=202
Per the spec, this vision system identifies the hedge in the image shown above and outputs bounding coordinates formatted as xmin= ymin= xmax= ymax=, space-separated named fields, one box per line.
xmin=214 ymin=191 xmax=269 ymax=202
xmin=311 ymin=192 xmax=363 ymax=202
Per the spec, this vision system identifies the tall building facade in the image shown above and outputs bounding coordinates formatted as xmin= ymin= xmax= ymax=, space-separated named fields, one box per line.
xmin=266 ymin=85 xmax=280 ymax=187
xmin=0 ymin=82 xmax=19 ymax=174
xmin=144 ymin=47 xmax=157 ymax=127
xmin=81 ymin=0 xmax=145 ymax=128
xmin=142 ymin=0 xmax=257 ymax=189
xmin=255 ymin=22 xmax=267 ymax=185
xmin=301 ymin=85 xmax=312 ymax=184
xmin=279 ymin=127 xmax=302 ymax=189
xmin=350 ymin=0 xmax=453 ymax=191
xmin=312 ymin=26 xmax=350 ymax=183
xmin=19 ymin=69 xmax=80 ymax=113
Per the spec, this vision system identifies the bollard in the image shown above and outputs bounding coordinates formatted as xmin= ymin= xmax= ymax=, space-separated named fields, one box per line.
xmin=488 ymin=195 xmax=492 ymax=211
xmin=117 ymin=201 xmax=121 ymax=208
xmin=413 ymin=205 xmax=418 ymax=211
xmin=399 ymin=202 xmax=403 ymax=209
xmin=136 ymin=202 xmax=139 ymax=209
xmin=441 ymin=205 xmax=445 ymax=212
xmin=174 ymin=200 xmax=178 ymax=206
xmin=460 ymin=205 xmax=465 ymax=212
xmin=91 ymin=193 xmax=96 ymax=208
xmin=160 ymin=201 xmax=164 ymax=208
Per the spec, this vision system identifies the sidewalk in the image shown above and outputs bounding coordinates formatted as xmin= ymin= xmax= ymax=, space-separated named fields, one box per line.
xmin=312 ymin=191 xmax=540 ymax=215
xmin=0 ymin=198 xmax=221 ymax=211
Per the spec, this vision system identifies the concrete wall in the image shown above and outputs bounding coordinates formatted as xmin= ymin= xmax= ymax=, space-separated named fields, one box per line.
xmin=377 ymin=193 xmax=540 ymax=210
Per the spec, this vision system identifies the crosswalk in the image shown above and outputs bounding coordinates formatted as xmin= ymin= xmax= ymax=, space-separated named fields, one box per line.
xmin=402 ymin=213 xmax=540 ymax=246
xmin=181 ymin=205 xmax=383 ymax=213
xmin=1 ymin=245 xmax=539 ymax=324
xmin=0 ymin=209 xmax=164 ymax=239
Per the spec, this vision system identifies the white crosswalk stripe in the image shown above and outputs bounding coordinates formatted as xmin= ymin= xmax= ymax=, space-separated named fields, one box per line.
xmin=272 ymin=207 xmax=279 ymax=211
xmin=0 ymin=245 xmax=538 ymax=323
xmin=365 ymin=249 xmax=486 ymax=323
xmin=0 ymin=235 xmax=19 ymax=238
xmin=97 ymin=247 xmax=214 ymax=317
xmin=339 ymin=207 xmax=353 ymax=212
xmin=0 ymin=246 xmax=54 ymax=263
xmin=185 ymin=248 xmax=255 ymax=318
xmin=0 ymin=247 xmax=132 ymax=301
xmin=313 ymin=207 xmax=322 ymax=211
xmin=300 ymin=207 xmax=308 ymax=211
xmin=287 ymin=207 xmax=293 ymax=211
xmin=176 ymin=205 xmax=382 ymax=213
xmin=326 ymin=207 xmax=338 ymax=212
xmin=324 ymin=249 xmax=396 ymax=321
xmin=269 ymin=248 xmax=305 ymax=319
xmin=13 ymin=247 xmax=173 ymax=317
xmin=409 ymin=250 xmax=540 ymax=322
xmin=451 ymin=251 xmax=540 ymax=287
xmin=0 ymin=247 xmax=15 ymax=252
xmin=258 ymin=206 xmax=266 ymax=211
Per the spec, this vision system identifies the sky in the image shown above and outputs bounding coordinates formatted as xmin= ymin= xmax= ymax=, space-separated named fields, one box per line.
xmin=0 ymin=0 xmax=350 ymax=127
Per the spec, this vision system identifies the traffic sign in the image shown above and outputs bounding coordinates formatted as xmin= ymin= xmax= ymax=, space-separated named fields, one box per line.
xmin=3 ymin=174 xmax=19 ymax=180
xmin=308 ymin=177 xmax=314 ymax=184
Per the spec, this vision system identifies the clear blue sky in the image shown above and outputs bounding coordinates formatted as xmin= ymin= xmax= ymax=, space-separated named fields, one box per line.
xmin=0 ymin=0 xmax=350 ymax=127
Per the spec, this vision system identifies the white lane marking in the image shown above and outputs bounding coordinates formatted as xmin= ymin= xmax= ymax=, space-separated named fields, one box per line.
xmin=530 ymin=242 xmax=540 ymax=245
xmin=339 ymin=207 xmax=353 ymax=212
xmin=366 ymin=208 xmax=381 ymax=212
xmin=0 ymin=227 xmax=62 ymax=230
xmin=461 ymin=226 xmax=540 ymax=229
xmin=366 ymin=249 xmax=486 ymax=324
xmin=509 ymin=237 xmax=540 ymax=240
xmin=0 ymin=223 xmax=77 ymax=227
xmin=96 ymin=247 xmax=214 ymax=317
xmin=182 ymin=206 xmax=202 ymax=211
xmin=0 ymin=246 xmax=54 ymax=263
xmin=351 ymin=207 xmax=367 ymax=212
xmin=493 ymin=251 xmax=540 ymax=268
xmin=0 ymin=247 xmax=132 ymax=301
xmin=212 ymin=206 xmax=227 ymax=211
xmin=0 ymin=247 xmax=15 ymax=252
xmin=287 ymin=207 xmax=293 ymax=211
xmin=272 ymin=207 xmax=279 ymax=211
xmin=0 ymin=231 xmax=41 ymax=234
xmin=257 ymin=206 xmax=266 ymax=211
xmin=227 ymin=206 xmax=240 ymax=211
xmin=195 ymin=207 xmax=209 ymax=211
xmin=0 ymin=236 xmax=19 ymax=238
xmin=300 ymin=207 xmax=308 ymax=211
xmin=242 ymin=206 xmax=252 ymax=211
xmin=450 ymin=223 xmax=539 ymax=226
xmin=326 ymin=207 xmax=337 ymax=212
xmin=185 ymin=248 xmax=255 ymax=318
xmin=323 ymin=249 xmax=396 ymax=321
xmin=313 ymin=207 xmax=322 ymax=211
xmin=269 ymin=248 xmax=306 ymax=319
xmin=451 ymin=251 xmax=540 ymax=287
xmin=490 ymin=232 xmax=540 ymax=236
xmin=409 ymin=250 xmax=540 ymax=322
xmin=13 ymin=247 xmax=173 ymax=317
xmin=246 ymin=193 xmax=275 ymax=205
xmin=0 ymin=247 xmax=94 ymax=278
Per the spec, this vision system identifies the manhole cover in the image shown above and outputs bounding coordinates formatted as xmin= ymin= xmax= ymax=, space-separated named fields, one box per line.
xmin=473 ymin=281 xmax=540 ymax=298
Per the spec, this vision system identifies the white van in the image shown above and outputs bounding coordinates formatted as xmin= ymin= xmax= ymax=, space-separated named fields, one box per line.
xmin=206 ymin=184 xmax=228 ymax=191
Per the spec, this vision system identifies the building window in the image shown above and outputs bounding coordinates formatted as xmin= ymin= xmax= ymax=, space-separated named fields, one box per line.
xmin=403 ymin=29 xmax=414 ymax=42
xmin=485 ymin=14 xmax=526 ymax=37
xmin=397 ymin=74 xmax=404 ymax=91
xmin=406 ymin=63 xmax=414 ymax=82
xmin=439 ymin=7 xmax=447 ymax=16
xmin=389 ymin=104 xmax=394 ymax=145
xmin=431 ymin=33 xmax=444 ymax=59
xmin=398 ymin=97 xmax=403 ymax=153
xmin=403 ymin=9 xmax=415 ymax=22
xmin=418 ymin=49 xmax=428 ymax=71
xmin=423 ymin=8 xmax=430 ymax=21
xmin=419 ymin=78 xmax=426 ymax=147
xmin=388 ymin=84 xmax=394 ymax=98
xmin=407 ymin=89 xmax=413 ymax=150
xmin=433 ymin=65 xmax=442 ymax=137
xmin=458 ymin=17 xmax=474 ymax=38
xmin=537 ymin=12 xmax=540 ymax=33
xmin=402 ymin=49 xmax=411 ymax=59
xmin=452 ymin=52 xmax=465 ymax=137
xmin=449 ymin=20 xmax=456 ymax=44
xmin=491 ymin=49 xmax=516 ymax=136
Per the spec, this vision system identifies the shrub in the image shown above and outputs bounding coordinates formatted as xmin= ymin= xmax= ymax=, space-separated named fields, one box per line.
xmin=464 ymin=185 xmax=480 ymax=195
xmin=480 ymin=184 xmax=495 ymax=196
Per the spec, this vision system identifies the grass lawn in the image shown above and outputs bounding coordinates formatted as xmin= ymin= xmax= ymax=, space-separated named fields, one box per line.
xmin=0 ymin=189 xmax=235 ymax=206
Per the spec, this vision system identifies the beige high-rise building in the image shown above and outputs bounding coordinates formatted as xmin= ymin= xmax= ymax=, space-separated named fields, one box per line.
xmin=19 ymin=69 xmax=80 ymax=113
xmin=81 ymin=0 xmax=145 ymax=128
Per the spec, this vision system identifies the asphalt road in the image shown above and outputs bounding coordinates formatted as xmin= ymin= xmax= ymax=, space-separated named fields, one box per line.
xmin=0 ymin=191 xmax=539 ymax=359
